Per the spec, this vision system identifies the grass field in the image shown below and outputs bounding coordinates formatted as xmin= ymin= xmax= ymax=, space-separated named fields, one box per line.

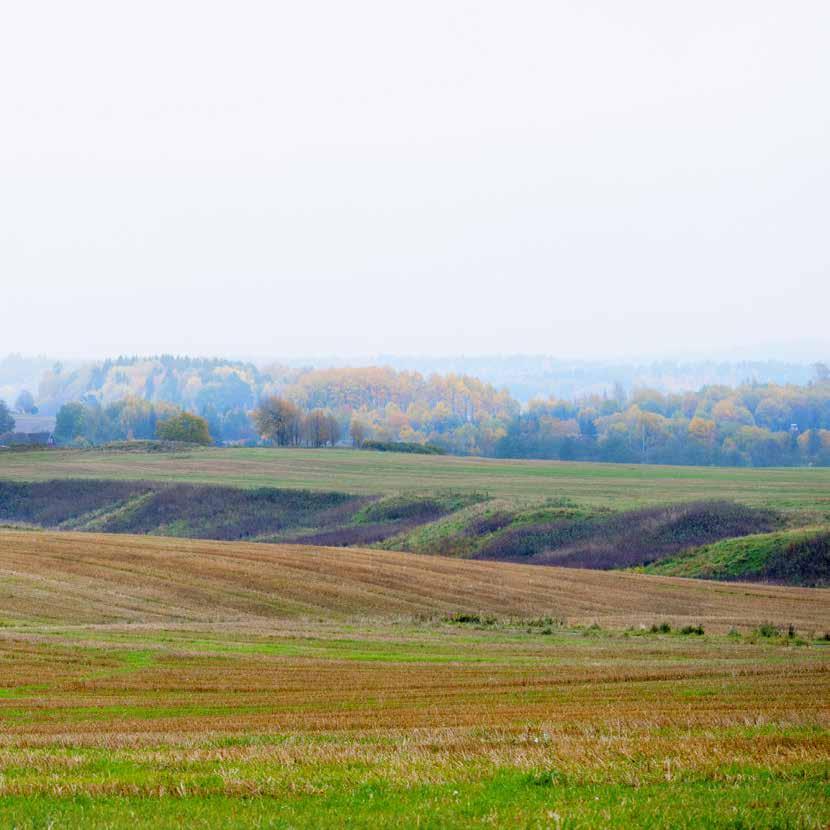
xmin=3 ymin=446 xmax=830 ymax=513
xmin=0 ymin=529 xmax=828 ymax=827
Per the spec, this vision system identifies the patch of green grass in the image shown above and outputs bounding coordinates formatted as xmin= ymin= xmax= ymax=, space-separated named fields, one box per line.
xmin=0 ymin=614 xmax=827 ymax=828
xmin=644 ymin=527 xmax=830 ymax=585
xmin=353 ymin=492 xmax=483 ymax=525
xmin=382 ymin=498 xmax=612 ymax=558
xmin=3 ymin=447 xmax=830 ymax=513
xmin=1 ymin=767 xmax=828 ymax=829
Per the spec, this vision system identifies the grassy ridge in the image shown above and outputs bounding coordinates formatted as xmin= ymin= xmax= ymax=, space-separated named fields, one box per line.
xmin=645 ymin=528 xmax=830 ymax=585
xmin=3 ymin=446 xmax=829 ymax=584
xmin=0 ymin=529 xmax=828 ymax=827
xmin=0 ymin=479 xmax=367 ymax=539
xmin=471 ymin=501 xmax=783 ymax=567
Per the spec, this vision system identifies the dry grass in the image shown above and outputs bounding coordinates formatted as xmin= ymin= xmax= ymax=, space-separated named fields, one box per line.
xmin=1 ymin=529 xmax=828 ymax=630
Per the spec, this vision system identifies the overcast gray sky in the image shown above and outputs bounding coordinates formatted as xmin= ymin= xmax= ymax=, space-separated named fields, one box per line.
xmin=2 ymin=1 xmax=829 ymax=360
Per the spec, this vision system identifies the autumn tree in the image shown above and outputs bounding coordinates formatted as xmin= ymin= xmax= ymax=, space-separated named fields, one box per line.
xmin=349 ymin=417 xmax=369 ymax=447
xmin=300 ymin=410 xmax=341 ymax=447
xmin=326 ymin=413 xmax=341 ymax=446
xmin=688 ymin=417 xmax=716 ymax=447
xmin=302 ymin=410 xmax=328 ymax=447
xmin=253 ymin=396 xmax=301 ymax=446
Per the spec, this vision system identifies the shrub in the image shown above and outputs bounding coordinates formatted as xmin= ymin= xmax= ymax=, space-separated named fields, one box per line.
xmin=361 ymin=440 xmax=445 ymax=455
xmin=156 ymin=413 xmax=212 ymax=445
xmin=680 ymin=624 xmax=704 ymax=636
xmin=445 ymin=612 xmax=495 ymax=625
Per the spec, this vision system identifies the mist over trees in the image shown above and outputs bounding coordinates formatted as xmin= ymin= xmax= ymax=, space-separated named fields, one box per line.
xmin=9 ymin=354 xmax=830 ymax=466
xmin=496 ymin=377 xmax=830 ymax=467
xmin=14 ymin=389 xmax=36 ymax=414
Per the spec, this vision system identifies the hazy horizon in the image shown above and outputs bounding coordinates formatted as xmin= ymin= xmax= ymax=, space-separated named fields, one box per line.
xmin=3 ymin=344 xmax=829 ymax=367
xmin=4 ymin=2 xmax=829 ymax=359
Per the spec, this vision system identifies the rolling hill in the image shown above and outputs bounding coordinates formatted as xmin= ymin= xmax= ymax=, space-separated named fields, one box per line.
xmin=644 ymin=527 xmax=830 ymax=586
xmin=2 ymin=447 xmax=829 ymax=586
xmin=2 ymin=528 xmax=827 ymax=631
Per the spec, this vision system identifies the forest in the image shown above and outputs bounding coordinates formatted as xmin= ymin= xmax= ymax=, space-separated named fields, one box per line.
xmin=3 ymin=356 xmax=830 ymax=466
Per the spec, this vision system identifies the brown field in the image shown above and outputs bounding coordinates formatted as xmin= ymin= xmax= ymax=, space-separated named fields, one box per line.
xmin=1 ymin=529 xmax=828 ymax=630
xmin=0 ymin=529 xmax=828 ymax=827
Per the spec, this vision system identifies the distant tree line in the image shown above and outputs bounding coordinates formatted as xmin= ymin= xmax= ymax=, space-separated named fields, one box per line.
xmin=39 ymin=360 xmax=517 ymax=454
xmin=26 ymin=359 xmax=830 ymax=466
xmin=495 ymin=368 xmax=830 ymax=467
xmin=52 ymin=398 xmax=212 ymax=446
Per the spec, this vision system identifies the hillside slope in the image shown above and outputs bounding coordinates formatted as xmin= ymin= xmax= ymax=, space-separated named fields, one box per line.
xmin=644 ymin=528 xmax=830 ymax=586
xmin=470 ymin=501 xmax=782 ymax=568
xmin=1 ymin=529 xmax=827 ymax=631
xmin=1 ymin=480 xmax=824 ymax=585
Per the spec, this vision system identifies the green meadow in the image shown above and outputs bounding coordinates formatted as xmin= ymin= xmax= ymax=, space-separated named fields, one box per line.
xmin=2 ymin=446 xmax=830 ymax=513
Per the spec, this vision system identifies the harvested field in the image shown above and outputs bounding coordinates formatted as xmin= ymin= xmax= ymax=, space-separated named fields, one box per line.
xmin=0 ymin=529 xmax=828 ymax=827
xmin=1 ymin=529 xmax=828 ymax=630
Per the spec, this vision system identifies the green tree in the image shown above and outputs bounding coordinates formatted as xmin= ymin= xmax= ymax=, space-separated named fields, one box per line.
xmin=156 ymin=412 xmax=212 ymax=445
xmin=0 ymin=400 xmax=15 ymax=434
xmin=54 ymin=402 xmax=86 ymax=444
xmin=15 ymin=389 xmax=36 ymax=414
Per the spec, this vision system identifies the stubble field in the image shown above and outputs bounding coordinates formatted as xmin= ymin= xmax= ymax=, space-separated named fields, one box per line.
xmin=0 ymin=529 xmax=828 ymax=827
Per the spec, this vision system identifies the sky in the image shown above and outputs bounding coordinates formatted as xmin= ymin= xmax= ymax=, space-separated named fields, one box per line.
xmin=2 ymin=1 xmax=829 ymax=361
